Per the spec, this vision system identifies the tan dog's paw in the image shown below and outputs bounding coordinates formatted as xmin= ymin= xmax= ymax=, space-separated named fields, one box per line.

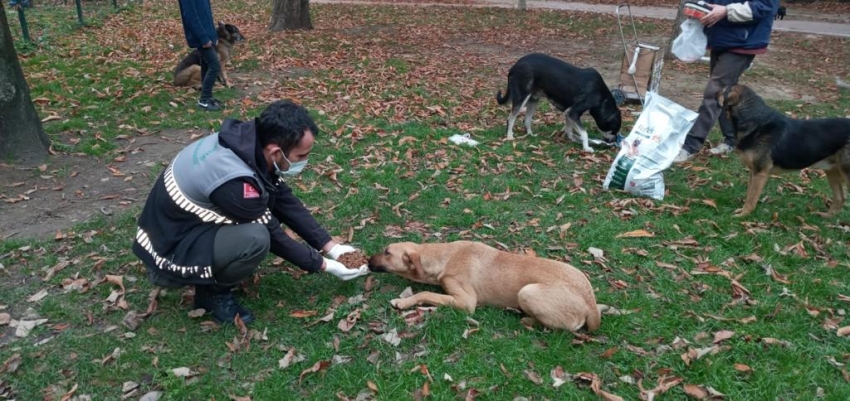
xmin=734 ymin=208 xmax=752 ymax=218
xmin=390 ymin=298 xmax=411 ymax=310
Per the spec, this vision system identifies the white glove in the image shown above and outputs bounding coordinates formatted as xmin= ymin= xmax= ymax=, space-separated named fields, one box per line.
xmin=326 ymin=243 xmax=357 ymax=260
xmin=323 ymin=258 xmax=369 ymax=281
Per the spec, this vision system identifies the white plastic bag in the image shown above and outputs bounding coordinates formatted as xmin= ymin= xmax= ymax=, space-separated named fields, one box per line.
xmin=671 ymin=18 xmax=707 ymax=63
xmin=602 ymin=92 xmax=699 ymax=200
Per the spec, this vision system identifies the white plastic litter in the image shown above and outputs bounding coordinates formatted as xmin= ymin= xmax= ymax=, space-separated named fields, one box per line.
xmin=603 ymin=91 xmax=698 ymax=200
xmin=672 ymin=18 xmax=708 ymax=63
xmin=448 ymin=133 xmax=480 ymax=146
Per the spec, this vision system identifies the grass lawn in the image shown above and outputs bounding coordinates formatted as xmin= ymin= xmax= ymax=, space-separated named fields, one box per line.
xmin=2 ymin=0 xmax=849 ymax=400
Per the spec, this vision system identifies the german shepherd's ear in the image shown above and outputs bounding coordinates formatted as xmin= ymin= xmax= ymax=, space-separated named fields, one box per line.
xmin=403 ymin=250 xmax=424 ymax=278
xmin=218 ymin=21 xmax=225 ymax=29
xmin=717 ymin=85 xmax=741 ymax=109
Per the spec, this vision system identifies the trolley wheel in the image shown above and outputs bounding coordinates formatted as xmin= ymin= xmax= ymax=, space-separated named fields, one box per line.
xmin=611 ymin=88 xmax=627 ymax=106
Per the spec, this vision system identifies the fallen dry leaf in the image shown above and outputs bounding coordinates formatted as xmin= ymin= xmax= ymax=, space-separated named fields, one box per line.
xmin=759 ymin=337 xmax=792 ymax=347
xmin=639 ymin=376 xmax=683 ymax=400
xmin=188 ymin=308 xmax=206 ymax=318
xmin=290 ymin=310 xmax=318 ymax=318
xmin=298 ymin=360 xmax=331 ymax=384
xmin=683 ymin=383 xmax=708 ymax=399
xmin=524 ymin=369 xmax=543 ymax=385
xmin=399 ymin=287 xmax=414 ymax=299
xmin=616 ymin=229 xmax=655 ymax=238
xmin=1 ymin=353 xmax=22 ymax=374
xmin=10 ymin=318 xmax=49 ymax=337
xmin=60 ymin=383 xmax=78 ymax=401
xmin=382 ymin=329 xmax=402 ymax=346
xmin=278 ymin=348 xmax=306 ymax=369
xmin=172 ymin=367 xmax=195 ymax=377
xmin=122 ymin=311 xmax=145 ymax=331
xmin=0 ymin=313 xmax=9 ymax=325
xmin=713 ymin=330 xmax=735 ymax=344
xmin=588 ymin=373 xmax=625 ymax=401
xmin=588 ymin=247 xmax=605 ymax=259
xmin=601 ymin=347 xmax=618 ymax=359
xmin=27 ymin=289 xmax=49 ymax=303
xmin=734 ymin=363 xmax=753 ymax=373
xmin=836 ymin=326 xmax=850 ymax=337
xmin=138 ymin=391 xmax=163 ymax=401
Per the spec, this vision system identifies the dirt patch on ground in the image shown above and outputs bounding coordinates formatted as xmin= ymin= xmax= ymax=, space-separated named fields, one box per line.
xmin=0 ymin=130 xmax=195 ymax=241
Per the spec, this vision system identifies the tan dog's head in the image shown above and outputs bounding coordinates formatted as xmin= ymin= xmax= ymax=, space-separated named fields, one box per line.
xmin=368 ymin=242 xmax=427 ymax=282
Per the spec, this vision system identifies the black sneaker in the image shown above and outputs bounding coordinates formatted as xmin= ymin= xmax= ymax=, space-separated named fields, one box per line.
xmin=193 ymin=288 xmax=255 ymax=325
xmin=197 ymin=98 xmax=221 ymax=111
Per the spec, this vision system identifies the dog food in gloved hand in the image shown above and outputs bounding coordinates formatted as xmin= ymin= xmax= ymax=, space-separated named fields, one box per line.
xmin=603 ymin=91 xmax=698 ymax=200
xmin=337 ymin=251 xmax=368 ymax=269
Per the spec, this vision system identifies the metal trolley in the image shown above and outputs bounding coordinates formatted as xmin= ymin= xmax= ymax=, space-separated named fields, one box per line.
xmin=610 ymin=3 xmax=665 ymax=106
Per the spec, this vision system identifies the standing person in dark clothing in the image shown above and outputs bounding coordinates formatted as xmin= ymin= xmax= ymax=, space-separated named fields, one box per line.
xmin=177 ymin=0 xmax=222 ymax=111
xmin=673 ymin=0 xmax=778 ymax=163
xmin=133 ymin=100 xmax=369 ymax=324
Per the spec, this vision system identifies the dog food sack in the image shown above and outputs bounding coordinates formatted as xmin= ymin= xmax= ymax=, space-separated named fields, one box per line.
xmin=603 ymin=91 xmax=698 ymax=200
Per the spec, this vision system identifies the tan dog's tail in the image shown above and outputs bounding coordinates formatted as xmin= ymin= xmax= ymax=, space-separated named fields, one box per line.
xmin=585 ymin=305 xmax=602 ymax=332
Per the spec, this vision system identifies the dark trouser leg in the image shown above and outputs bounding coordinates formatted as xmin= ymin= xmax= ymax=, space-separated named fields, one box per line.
xmin=195 ymin=223 xmax=270 ymax=324
xmin=682 ymin=51 xmax=755 ymax=153
xmin=198 ymin=46 xmax=221 ymax=101
xmin=210 ymin=223 xmax=270 ymax=290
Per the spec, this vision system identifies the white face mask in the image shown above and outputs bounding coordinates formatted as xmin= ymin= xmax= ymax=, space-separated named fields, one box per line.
xmin=273 ymin=151 xmax=308 ymax=178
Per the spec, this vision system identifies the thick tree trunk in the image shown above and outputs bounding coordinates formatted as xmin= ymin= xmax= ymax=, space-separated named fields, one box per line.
xmin=0 ymin=2 xmax=50 ymax=165
xmin=664 ymin=0 xmax=689 ymax=61
xmin=269 ymin=0 xmax=313 ymax=31
xmin=518 ymin=0 xmax=527 ymax=11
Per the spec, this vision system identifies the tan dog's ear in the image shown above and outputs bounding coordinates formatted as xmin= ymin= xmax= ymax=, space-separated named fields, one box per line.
xmin=403 ymin=250 xmax=424 ymax=278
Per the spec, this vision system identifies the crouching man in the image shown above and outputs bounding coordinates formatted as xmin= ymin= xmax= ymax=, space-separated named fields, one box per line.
xmin=132 ymin=100 xmax=368 ymax=324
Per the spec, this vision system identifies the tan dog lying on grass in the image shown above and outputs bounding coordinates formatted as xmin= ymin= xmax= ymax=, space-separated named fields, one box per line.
xmin=368 ymin=241 xmax=600 ymax=332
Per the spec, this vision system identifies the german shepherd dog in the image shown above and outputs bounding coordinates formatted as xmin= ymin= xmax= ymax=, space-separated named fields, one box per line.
xmin=496 ymin=53 xmax=621 ymax=152
xmin=173 ymin=22 xmax=245 ymax=89
xmin=718 ymin=84 xmax=850 ymax=217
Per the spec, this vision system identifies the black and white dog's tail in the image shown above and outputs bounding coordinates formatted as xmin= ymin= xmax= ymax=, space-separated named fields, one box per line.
xmin=495 ymin=74 xmax=512 ymax=105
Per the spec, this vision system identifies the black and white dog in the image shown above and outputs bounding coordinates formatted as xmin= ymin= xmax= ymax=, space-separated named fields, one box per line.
xmin=496 ymin=53 xmax=621 ymax=152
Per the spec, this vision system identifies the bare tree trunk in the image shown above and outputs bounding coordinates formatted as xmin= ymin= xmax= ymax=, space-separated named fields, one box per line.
xmin=664 ymin=0 xmax=689 ymax=61
xmin=0 ymin=2 xmax=50 ymax=165
xmin=518 ymin=0 xmax=527 ymax=11
xmin=269 ymin=0 xmax=313 ymax=31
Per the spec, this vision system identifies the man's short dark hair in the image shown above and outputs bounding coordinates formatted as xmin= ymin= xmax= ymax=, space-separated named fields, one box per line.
xmin=256 ymin=100 xmax=320 ymax=155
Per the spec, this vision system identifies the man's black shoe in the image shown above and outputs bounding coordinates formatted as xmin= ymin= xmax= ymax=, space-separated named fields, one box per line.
xmin=197 ymin=98 xmax=222 ymax=111
xmin=193 ymin=288 xmax=255 ymax=325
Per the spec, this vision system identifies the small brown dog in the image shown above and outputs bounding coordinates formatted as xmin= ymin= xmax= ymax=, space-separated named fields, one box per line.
xmin=368 ymin=241 xmax=600 ymax=332
xmin=718 ymin=84 xmax=850 ymax=216
xmin=173 ymin=22 xmax=245 ymax=89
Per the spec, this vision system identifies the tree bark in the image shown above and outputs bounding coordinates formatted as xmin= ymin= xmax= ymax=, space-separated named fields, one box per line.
xmin=0 ymin=2 xmax=50 ymax=165
xmin=664 ymin=0 xmax=689 ymax=61
xmin=518 ymin=0 xmax=527 ymax=11
xmin=269 ymin=0 xmax=313 ymax=31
